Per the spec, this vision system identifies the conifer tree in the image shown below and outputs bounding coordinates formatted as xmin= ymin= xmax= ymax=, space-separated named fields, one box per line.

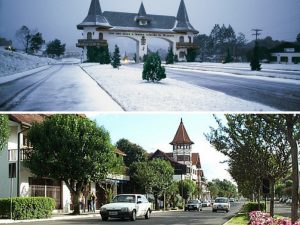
xmin=166 ymin=47 xmax=174 ymax=64
xmin=99 ymin=46 xmax=111 ymax=64
xmin=250 ymin=41 xmax=261 ymax=71
xmin=111 ymin=45 xmax=121 ymax=69
xmin=142 ymin=52 xmax=166 ymax=82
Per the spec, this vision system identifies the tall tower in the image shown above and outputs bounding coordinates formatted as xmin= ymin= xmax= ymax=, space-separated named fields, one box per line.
xmin=170 ymin=119 xmax=194 ymax=169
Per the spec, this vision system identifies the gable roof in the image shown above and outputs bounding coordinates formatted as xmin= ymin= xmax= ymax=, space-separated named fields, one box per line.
xmin=77 ymin=0 xmax=111 ymax=30
xmin=115 ymin=148 xmax=127 ymax=156
xmin=9 ymin=114 xmax=49 ymax=125
xmin=170 ymin=118 xmax=194 ymax=145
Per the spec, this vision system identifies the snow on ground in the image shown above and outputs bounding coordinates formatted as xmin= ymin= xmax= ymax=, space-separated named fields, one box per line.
xmin=81 ymin=64 xmax=276 ymax=112
xmin=165 ymin=62 xmax=300 ymax=80
xmin=0 ymin=49 xmax=56 ymax=77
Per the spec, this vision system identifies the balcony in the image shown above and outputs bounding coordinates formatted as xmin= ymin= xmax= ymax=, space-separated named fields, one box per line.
xmin=176 ymin=42 xmax=199 ymax=49
xmin=8 ymin=147 xmax=32 ymax=161
xmin=76 ymin=39 xmax=108 ymax=48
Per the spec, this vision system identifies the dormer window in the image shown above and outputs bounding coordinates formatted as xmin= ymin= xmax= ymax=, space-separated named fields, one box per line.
xmin=139 ymin=20 xmax=148 ymax=26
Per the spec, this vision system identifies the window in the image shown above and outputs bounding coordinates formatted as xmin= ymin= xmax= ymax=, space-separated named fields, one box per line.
xmin=139 ymin=20 xmax=148 ymax=26
xmin=99 ymin=33 xmax=103 ymax=40
xmin=179 ymin=51 xmax=185 ymax=58
xmin=87 ymin=32 xmax=92 ymax=40
xmin=179 ymin=36 xmax=184 ymax=43
xmin=177 ymin=155 xmax=190 ymax=161
xmin=188 ymin=36 xmax=192 ymax=43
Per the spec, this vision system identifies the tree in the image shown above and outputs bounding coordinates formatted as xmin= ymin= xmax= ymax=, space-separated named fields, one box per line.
xmin=186 ymin=49 xmax=197 ymax=62
xmin=27 ymin=115 xmax=116 ymax=215
xmin=142 ymin=52 xmax=166 ymax=82
xmin=206 ymin=115 xmax=292 ymax=216
xmin=132 ymin=159 xmax=174 ymax=210
xmin=165 ymin=48 xmax=174 ymax=64
xmin=223 ymin=48 xmax=232 ymax=63
xmin=250 ymin=41 xmax=261 ymax=71
xmin=99 ymin=46 xmax=111 ymax=64
xmin=16 ymin=25 xmax=31 ymax=53
xmin=29 ymin=32 xmax=44 ymax=53
xmin=297 ymin=33 xmax=300 ymax=44
xmin=178 ymin=179 xmax=197 ymax=203
xmin=115 ymin=138 xmax=148 ymax=168
xmin=111 ymin=45 xmax=121 ymax=69
xmin=0 ymin=115 xmax=9 ymax=151
xmin=46 ymin=39 xmax=65 ymax=58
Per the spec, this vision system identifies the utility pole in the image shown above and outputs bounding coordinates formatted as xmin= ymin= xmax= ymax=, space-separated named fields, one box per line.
xmin=251 ymin=29 xmax=262 ymax=40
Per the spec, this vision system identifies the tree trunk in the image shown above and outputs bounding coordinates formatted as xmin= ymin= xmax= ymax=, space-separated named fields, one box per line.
xmin=270 ymin=179 xmax=275 ymax=217
xmin=290 ymin=139 xmax=299 ymax=223
xmin=72 ymin=191 xmax=81 ymax=215
xmin=257 ymin=188 xmax=261 ymax=211
xmin=154 ymin=195 xmax=159 ymax=210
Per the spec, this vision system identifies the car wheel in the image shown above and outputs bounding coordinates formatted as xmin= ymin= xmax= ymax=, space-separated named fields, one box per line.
xmin=102 ymin=216 xmax=108 ymax=221
xmin=145 ymin=210 xmax=150 ymax=219
xmin=130 ymin=210 xmax=136 ymax=221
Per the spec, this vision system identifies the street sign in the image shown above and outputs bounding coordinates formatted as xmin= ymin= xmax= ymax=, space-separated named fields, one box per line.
xmin=9 ymin=163 xmax=16 ymax=178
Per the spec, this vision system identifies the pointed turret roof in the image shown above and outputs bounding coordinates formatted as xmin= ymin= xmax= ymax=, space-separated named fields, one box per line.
xmin=173 ymin=0 xmax=198 ymax=34
xmin=77 ymin=0 xmax=111 ymax=30
xmin=170 ymin=118 xmax=194 ymax=145
xmin=135 ymin=2 xmax=152 ymax=22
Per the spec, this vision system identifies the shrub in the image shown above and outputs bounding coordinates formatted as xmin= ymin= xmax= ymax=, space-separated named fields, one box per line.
xmin=0 ymin=197 xmax=55 ymax=220
xmin=142 ymin=52 xmax=166 ymax=82
xmin=243 ymin=202 xmax=265 ymax=213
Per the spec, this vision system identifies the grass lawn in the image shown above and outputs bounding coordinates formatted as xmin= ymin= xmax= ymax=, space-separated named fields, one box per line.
xmin=226 ymin=213 xmax=248 ymax=225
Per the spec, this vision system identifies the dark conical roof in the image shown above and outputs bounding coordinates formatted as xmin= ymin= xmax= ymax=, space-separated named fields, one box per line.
xmin=77 ymin=0 xmax=111 ymax=30
xmin=173 ymin=0 xmax=198 ymax=34
xmin=170 ymin=118 xmax=194 ymax=145
xmin=135 ymin=2 xmax=152 ymax=22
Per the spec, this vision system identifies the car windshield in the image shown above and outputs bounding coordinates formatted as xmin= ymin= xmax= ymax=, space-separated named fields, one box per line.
xmin=188 ymin=200 xmax=199 ymax=204
xmin=112 ymin=195 xmax=136 ymax=203
xmin=215 ymin=198 xmax=228 ymax=203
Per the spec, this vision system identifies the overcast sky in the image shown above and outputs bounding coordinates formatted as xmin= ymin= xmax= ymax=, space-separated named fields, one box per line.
xmin=0 ymin=0 xmax=299 ymax=52
xmin=87 ymin=113 xmax=232 ymax=182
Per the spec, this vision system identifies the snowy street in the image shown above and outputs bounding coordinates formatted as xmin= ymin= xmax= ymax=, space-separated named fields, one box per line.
xmin=0 ymin=64 xmax=123 ymax=111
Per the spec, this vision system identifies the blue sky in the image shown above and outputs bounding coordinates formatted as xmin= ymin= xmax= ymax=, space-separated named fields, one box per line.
xmin=1 ymin=0 xmax=299 ymax=52
xmin=87 ymin=113 xmax=232 ymax=182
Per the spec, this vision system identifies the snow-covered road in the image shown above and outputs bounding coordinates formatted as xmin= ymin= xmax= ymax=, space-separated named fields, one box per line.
xmin=0 ymin=64 xmax=124 ymax=111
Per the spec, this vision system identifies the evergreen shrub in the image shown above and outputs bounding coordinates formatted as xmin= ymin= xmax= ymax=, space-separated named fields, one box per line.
xmin=0 ymin=197 xmax=55 ymax=220
xmin=243 ymin=202 xmax=265 ymax=213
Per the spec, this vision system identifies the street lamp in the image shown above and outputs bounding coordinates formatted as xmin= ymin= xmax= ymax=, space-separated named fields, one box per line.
xmin=17 ymin=123 xmax=30 ymax=197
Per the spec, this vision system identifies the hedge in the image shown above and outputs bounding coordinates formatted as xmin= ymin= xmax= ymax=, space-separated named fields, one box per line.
xmin=0 ymin=197 xmax=55 ymax=220
xmin=243 ymin=202 xmax=266 ymax=213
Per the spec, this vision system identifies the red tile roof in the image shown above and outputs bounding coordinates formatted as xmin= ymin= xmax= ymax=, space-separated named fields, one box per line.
xmin=9 ymin=114 xmax=49 ymax=125
xmin=192 ymin=153 xmax=201 ymax=168
xmin=170 ymin=118 xmax=194 ymax=145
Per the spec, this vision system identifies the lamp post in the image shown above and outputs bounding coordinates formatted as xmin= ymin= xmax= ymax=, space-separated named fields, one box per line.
xmin=17 ymin=124 xmax=30 ymax=197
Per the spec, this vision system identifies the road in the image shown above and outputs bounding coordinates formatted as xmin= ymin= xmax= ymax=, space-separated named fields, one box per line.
xmin=0 ymin=64 xmax=123 ymax=111
xmin=165 ymin=67 xmax=300 ymax=111
xmin=26 ymin=202 xmax=243 ymax=225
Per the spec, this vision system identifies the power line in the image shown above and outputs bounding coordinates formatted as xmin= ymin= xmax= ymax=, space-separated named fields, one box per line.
xmin=252 ymin=29 xmax=262 ymax=41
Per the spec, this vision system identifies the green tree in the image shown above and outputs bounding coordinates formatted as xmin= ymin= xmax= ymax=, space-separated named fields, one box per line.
xmin=186 ymin=49 xmax=197 ymax=62
xmin=166 ymin=48 xmax=174 ymax=64
xmin=142 ymin=52 xmax=166 ymax=82
xmin=0 ymin=115 xmax=9 ymax=151
xmin=132 ymin=159 xmax=174 ymax=210
xmin=99 ymin=46 xmax=111 ymax=64
xmin=223 ymin=48 xmax=232 ymax=63
xmin=115 ymin=138 xmax=148 ymax=168
xmin=178 ymin=179 xmax=197 ymax=203
xmin=111 ymin=45 xmax=121 ymax=69
xmin=297 ymin=33 xmax=300 ymax=44
xmin=29 ymin=32 xmax=44 ymax=53
xmin=207 ymin=182 xmax=219 ymax=199
xmin=46 ymin=39 xmax=65 ymax=58
xmin=250 ymin=41 xmax=261 ymax=71
xmin=16 ymin=25 xmax=32 ymax=53
xmin=27 ymin=115 xmax=116 ymax=215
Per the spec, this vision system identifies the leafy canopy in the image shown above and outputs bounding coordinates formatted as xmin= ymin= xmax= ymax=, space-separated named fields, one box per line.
xmin=0 ymin=115 xmax=9 ymax=151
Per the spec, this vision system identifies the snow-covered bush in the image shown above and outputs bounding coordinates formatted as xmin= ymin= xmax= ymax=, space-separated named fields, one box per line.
xmin=248 ymin=211 xmax=299 ymax=225
xmin=142 ymin=52 xmax=166 ymax=82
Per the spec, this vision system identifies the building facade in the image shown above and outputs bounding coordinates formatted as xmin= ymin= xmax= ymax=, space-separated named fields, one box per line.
xmin=270 ymin=43 xmax=300 ymax=64
xmin=77 ymin=0 xmax=199 ymax=62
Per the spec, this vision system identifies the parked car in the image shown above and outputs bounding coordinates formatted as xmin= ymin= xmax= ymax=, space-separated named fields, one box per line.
xmin=185 ymin=199 xmax=202 ymax=211
xmin=229 ymin=198 xmax=235 ymax=202
xmin=100 ymin=194 xmax=152 ymax=221
xmin=201 ymin=200 xmax=211 ymax=207
xmin=212 ymin=197 xmax=230 ymax=213
xmin=286 ymin=199 xmax=292 ymax=205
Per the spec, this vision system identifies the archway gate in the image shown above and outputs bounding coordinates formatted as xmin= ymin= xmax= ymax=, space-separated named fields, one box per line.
xmin=77 ymin=0 xmax=199 ymax=62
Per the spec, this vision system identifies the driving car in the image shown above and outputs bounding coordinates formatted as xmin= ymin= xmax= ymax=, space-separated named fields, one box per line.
xmin=201 ymin=200 xmax=211 ymax=207
xmin=100 ymin=194 xmax=152 ymax=221
xmin=212 ymin=197 xmax=230 ymax=213
xmin=184 ymin=199 xmax=202 ymax=211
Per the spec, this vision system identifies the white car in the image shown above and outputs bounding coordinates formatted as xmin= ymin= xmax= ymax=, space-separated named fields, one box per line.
xmin=100 ymin=194 xmax=152 ymax=221
xmin=212 ymin=197 xmax=230 ymax=213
